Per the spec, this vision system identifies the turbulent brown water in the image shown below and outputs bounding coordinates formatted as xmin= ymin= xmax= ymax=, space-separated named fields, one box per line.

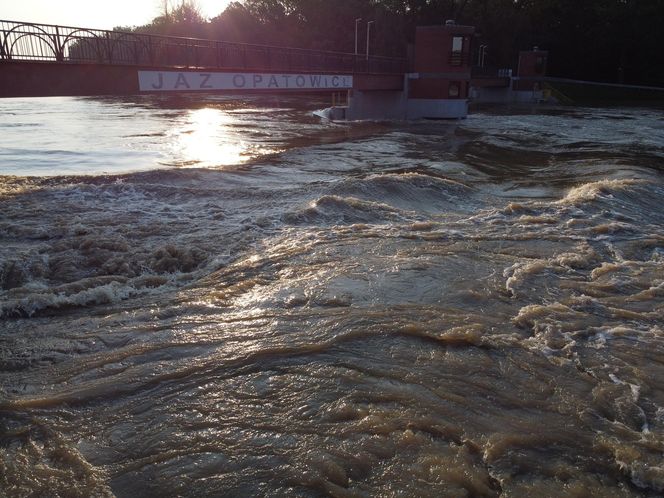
xmin=1 ymin=96 xmax=664 ymax=497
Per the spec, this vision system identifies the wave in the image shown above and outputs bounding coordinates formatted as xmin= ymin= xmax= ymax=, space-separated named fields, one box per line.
xmin=329 ymin=172 xmax=478 ymax=214
xmin=0 ymin=172 xmax=271 ymax=318
xmin=556 ymin=179 xmax=664 ymax=226
xmin=282 ymin=195 xmax=407 ymax=225
xmin=0 ymin=421 xmax=113 ymax=497
xmin=0 ymin=274 xmax=178 ymax=318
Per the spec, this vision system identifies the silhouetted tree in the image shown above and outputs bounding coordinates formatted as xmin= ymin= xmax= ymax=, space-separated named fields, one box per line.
xmin=118 ymin=0 xmax=664 ymax=85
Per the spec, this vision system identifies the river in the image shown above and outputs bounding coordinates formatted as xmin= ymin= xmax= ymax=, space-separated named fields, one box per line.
xmin=1 ymin=95 xmax=663 ymax=497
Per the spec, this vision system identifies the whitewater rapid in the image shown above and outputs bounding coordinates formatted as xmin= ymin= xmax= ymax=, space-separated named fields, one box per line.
xmin=1 ymin=98 xmax=664 ymax=497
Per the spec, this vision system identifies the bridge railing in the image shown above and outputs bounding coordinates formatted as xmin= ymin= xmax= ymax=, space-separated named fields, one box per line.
xmin=0 ymin=20 xmax=407 ymax=74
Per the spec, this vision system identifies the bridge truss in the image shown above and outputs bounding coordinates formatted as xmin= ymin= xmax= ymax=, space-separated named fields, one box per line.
xmin=0 ymin=20 xmax=406 ymax=74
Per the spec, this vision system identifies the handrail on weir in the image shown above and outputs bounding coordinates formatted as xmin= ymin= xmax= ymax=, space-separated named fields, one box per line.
xmin=0 ymin=19 xmax=407 ymax=74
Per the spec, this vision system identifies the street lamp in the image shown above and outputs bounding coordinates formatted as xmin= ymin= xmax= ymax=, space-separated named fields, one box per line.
xmin=478 ymin=44 xmax=488 ymax=67
xmin=366 ymin=20 xmax=375 ymax=61
xmin=354 ymin=18 xmax=362 ymax=55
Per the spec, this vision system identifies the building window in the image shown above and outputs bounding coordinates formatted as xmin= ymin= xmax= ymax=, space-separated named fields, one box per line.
xmin=449 ymin=36 xmax=465 ymax=66
xmin=449 ymin=82 xmax=460 ymax=98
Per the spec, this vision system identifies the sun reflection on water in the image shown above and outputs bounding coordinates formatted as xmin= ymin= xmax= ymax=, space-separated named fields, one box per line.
xmin=169 ymin=107 xmax=276 ymax=168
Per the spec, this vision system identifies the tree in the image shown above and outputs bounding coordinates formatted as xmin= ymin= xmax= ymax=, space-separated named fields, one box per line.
xmin=122 ymin=0 xmax=663 ymax=85
xmin=139 ymin=1 xmax=208 ymax=37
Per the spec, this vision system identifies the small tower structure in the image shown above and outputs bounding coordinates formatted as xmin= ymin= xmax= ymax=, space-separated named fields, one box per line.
xmin=407 ymin=21 xmax=475 ymax=118
xmin=345 ymin=20 xmax=477 ymax=120
xmin=514 ymin=47 xmax=548 ymax=91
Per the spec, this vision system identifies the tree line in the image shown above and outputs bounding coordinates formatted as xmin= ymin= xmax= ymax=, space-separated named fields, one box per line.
xmin=119 ymin=0 xmax=664 ymax=86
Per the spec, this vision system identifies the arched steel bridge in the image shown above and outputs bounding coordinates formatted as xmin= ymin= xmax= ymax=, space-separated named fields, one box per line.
xmin=0 ymin=20 xmax=406 ymax=74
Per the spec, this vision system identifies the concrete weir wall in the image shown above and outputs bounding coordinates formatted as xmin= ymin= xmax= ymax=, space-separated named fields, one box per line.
xmin=470 ymin=84 xmax=547 ymax=104
xmin=406 ymin=98 xmax=468 ymax=119
xmin=346 ymin=90 xmax=407 ymax=120
xmin=0 ymin=61 xmax=141 ymax=97
xmin=345 ymin=88 xmax=469 ymax=120
xmin=0 ymin=61 xmax=377 ymax=98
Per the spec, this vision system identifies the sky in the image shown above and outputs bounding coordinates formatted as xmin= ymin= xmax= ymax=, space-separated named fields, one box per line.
xmin=0 ymin=0 xmax=232 ymax=30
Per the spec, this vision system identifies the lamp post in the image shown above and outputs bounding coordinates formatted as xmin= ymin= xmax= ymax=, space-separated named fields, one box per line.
xmin=354 ymin=18 xmax=362 ymax=55
xmin=366 ymin=20 xmax=375 ymax=61
xmin=478 ymin=44 xmax=487 ymax=67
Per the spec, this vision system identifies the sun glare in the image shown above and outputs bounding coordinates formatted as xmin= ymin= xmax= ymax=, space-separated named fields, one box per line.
xmin=2 ymin=1 xmax=232 ymax=30
xmin=164 ymin=1 xmax=233 ymax=20
xmin=197 ymin=0 xmax=233 ymax=19
xmin=174 ymin=107 xmax=246 ymax=168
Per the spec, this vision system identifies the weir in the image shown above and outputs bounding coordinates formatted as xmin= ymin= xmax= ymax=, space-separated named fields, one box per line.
xmin=0 ymin=19 xmax=554 ymax=119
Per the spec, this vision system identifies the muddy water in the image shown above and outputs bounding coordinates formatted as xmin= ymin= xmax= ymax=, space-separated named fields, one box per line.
xmin=1 ymin=97 xmax=664 ymax=497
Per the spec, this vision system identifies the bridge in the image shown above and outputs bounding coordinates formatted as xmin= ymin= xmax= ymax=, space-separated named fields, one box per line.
xmin=1 ymin=20 xmax=530 ymax=119
xmin=0 ymin=20 xmax=407 ymax=97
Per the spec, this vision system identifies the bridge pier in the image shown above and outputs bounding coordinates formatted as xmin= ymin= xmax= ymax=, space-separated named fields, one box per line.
xmin=346 ymin=88 xmax=406 ymax=120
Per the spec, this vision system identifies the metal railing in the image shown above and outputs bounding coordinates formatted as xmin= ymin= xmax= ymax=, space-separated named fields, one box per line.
xmin=0 ymin=20 xmax=407 ymax=74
